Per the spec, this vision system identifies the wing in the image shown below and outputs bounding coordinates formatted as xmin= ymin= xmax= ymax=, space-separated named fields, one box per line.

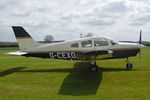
xmin=5 ymin=51 xmax=27 ymax=56
xmin=77 ymin=50 xmax=113 ymax=60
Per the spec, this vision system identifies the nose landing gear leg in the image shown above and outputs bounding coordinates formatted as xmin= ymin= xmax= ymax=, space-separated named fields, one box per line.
xmin=126 ymin=58 xmax=133 ymax=70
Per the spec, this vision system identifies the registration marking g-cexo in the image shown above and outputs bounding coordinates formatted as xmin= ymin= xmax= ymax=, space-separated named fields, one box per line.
xmin=49 ymin=52 xmax=76 ymax=59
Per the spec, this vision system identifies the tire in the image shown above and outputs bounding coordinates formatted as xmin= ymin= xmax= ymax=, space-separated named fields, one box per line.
xmin=126 ymin=63 xmax=133 ymax=70
xmin=89 ymin=65 xmax=98 ymax=72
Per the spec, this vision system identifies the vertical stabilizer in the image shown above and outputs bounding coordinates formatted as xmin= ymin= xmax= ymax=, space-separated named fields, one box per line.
xmin=12 ymin=26 xmax=39 ymax=51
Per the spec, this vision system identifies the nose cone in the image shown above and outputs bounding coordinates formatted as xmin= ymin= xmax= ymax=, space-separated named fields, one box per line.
xmin=138 ymin=44 xmax=145 ymax=48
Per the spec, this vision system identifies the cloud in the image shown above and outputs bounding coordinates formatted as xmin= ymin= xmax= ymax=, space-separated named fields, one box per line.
xmin=82 ymin=17 xmax=115 ymax=27
xmin=130 ymin=14 xmax=150 ymax=26
xmin=103 ymin=1 xmax=130 ymax=13
xmin=0 ymin=0 xmax=150 ymax=42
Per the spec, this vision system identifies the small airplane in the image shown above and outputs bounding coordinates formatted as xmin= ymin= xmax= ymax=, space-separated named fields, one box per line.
xmin=7 ymin=26 xmax=145 ymax=72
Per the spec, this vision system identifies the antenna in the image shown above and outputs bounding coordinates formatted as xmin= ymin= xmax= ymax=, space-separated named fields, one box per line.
xmin=80 ymin=33 xmax=83 ymax=38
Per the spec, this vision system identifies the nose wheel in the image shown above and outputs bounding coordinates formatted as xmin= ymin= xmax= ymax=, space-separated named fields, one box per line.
xmin=126 ymin=63 xmax=133 ymax=69
xmin=126 ymin=58 xmax=133 ymax=70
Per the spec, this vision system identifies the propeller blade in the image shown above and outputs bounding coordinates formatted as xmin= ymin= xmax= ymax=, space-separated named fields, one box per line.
xmin=139 ymin=30 xmax=142 ymax=60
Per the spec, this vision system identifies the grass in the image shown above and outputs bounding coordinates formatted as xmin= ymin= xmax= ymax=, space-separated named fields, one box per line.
xmin=0 ymin=47 xmax=150 ymax=100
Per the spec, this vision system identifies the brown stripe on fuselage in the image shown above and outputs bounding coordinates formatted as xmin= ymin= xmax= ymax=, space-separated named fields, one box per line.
xmin=16 ymin=37 xmax=32 ymax=39
xmin=109 ymin=47 xmax=140 ymax=51
xmin=27 ymin=50 xmax=90 ymax=54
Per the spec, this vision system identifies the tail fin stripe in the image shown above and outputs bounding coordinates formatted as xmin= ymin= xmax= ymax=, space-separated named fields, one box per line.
xmin=12 ymin=26 xmax=31 ymax=38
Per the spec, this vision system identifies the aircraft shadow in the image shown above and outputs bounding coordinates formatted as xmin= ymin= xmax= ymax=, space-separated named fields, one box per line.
xmin=0 ymin=67 xmax=25 ymax=77
xmin=58 ymin=62 xmax=127 ymax=96
xmin=0 ymin=62 xmax=128 ymax=96
xmin=59 ymin=62 xmax=102 ymax=96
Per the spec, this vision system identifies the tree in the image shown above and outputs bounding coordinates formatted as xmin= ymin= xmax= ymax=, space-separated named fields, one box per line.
xmin=83 ymin=33 xmax=93 ymax=37
xmin=44 ymin=35 xmax=54 ymax=43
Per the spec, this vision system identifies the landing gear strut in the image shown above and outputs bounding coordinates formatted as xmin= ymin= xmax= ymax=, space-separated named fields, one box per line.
xmin=126 ymin=58 xmax=133 ymax=70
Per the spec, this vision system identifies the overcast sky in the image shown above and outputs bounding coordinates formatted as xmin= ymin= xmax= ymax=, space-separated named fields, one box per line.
xmin=0 ymin=0 xmax=150 ymax=42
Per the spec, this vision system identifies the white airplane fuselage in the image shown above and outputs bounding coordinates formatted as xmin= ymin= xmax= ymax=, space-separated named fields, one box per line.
xmin=22 ymin=36 xmax=142 ymax=60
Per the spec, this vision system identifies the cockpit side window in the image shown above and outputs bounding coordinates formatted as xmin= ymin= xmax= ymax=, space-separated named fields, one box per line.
xmin=81 ymin=40 xmax=92 ymax=47
xmin=94 ymin=38 xmax=108 ymax=46
xmin=71 ymin=43 xmax=78 ymax=48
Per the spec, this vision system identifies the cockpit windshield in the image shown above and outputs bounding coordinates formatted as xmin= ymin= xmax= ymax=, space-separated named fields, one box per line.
xmin=110 ymin=40 xmax=118 ymax=45
xmin=106 ymin=37 xmax=118 ymax=45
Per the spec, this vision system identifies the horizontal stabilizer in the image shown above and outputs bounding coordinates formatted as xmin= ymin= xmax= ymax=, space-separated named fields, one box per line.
xmin=5 ymin=51 xmax=27 ymax=56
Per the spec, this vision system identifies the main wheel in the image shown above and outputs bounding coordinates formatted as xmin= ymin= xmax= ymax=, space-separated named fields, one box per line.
xmin=89 ymin=65 xmax=98 ymax=72
xmin=126 ymin=63 xmax=133 ymax=70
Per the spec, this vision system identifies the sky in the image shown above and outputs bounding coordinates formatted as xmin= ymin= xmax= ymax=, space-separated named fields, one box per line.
xmin=0 ymin=0 xmax=150 ymax=42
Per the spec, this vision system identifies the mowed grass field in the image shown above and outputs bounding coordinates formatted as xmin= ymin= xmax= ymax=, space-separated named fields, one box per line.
xmin=0 ymin=47 xmax=150 ymax=100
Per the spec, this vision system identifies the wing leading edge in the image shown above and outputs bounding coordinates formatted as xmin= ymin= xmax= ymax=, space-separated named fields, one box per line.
xmin=5 ymin=51 xmax=27 ymax=56
xmin=79 ymin=50 xmax=113 ymax=55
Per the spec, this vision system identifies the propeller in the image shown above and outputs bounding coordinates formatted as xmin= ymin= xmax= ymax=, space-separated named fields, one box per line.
xmin=139 ymin=30 xmax=142 ymax=60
